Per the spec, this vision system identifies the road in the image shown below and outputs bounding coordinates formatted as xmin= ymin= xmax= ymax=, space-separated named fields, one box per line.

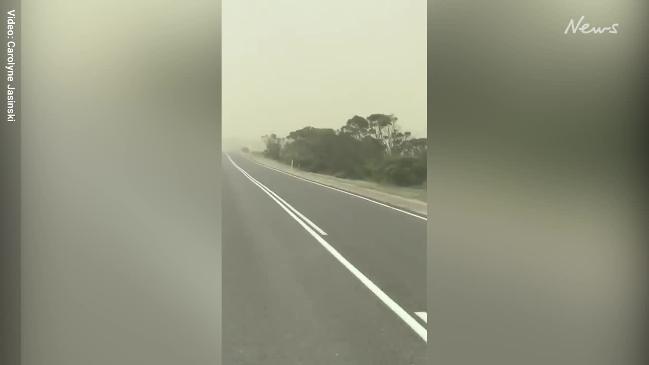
xmin=223 ymin=153 xmax=427 ymax=365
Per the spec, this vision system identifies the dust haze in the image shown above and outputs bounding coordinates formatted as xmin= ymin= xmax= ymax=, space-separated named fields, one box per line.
xmin=223 ymin=0 xmax=426 ymax=151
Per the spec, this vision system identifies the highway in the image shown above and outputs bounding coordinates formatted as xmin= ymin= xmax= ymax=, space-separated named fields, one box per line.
xmin=223 ymin=153 xmax=427 ymax=365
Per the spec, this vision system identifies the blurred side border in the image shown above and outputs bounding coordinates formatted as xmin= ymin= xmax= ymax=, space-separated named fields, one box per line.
xmin=0 ymin=0 xmax=20 ymax=364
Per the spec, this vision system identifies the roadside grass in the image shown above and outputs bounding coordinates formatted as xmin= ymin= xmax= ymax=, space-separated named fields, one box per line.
xmin=245 ymin=152 xmax=427 ymax=216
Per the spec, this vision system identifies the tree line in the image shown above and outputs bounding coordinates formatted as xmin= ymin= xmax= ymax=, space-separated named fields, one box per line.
xmin=259 ymin=114 xmax=426 ymax=186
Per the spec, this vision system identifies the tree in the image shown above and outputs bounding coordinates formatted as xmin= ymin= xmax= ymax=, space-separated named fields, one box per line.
xmin=367 ymin=113 xmax=400 ymax=155
xmin=282 ymin=127 xmax=338 ymax=172
xmin=262 ymin=133 xmax=282 ymax=160
xmin=340 ymin=115 xmax=369 ymax=140
xmin=399 ymin=137 xmax=426 ymax=157
xmin=258 ymin=113 xmax=426 ymax=186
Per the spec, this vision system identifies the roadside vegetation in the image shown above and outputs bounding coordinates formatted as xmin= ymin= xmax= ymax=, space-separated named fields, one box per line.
xmin=255 ymin=114 xmax=426 ymax=187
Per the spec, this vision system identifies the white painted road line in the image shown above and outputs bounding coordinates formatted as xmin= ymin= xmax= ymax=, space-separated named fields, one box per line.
xmin=229 ymin=155 xmax=327 ymax=236
xmin=415 ymin=312 xmax=427 ymax=323
xmin=227 ymin=155 xmax=427 ymax=342
xmin=245 ymin=157 xmax=428 ymax=221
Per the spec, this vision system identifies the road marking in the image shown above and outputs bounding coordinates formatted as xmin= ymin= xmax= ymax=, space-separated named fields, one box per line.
xmin=244 ymin=157 xmax=427 ymax=221
xmin=415 ymin=312 xmax=427 ymax=323
xmin=246 ymin=170 xmax=328 ymax=236
xmin=228 ymin=155 xmax=327 ymax=236
xmin=227 ymin=154 xmax=427 ymax=342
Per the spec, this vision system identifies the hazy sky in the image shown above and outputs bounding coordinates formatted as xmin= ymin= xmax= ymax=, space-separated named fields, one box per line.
xmin=223 ymin=0 xmax=426 ymax=149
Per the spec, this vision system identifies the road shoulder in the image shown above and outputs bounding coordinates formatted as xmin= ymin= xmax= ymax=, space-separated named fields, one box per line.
xmin=241 ymin=153 xmax=428 ymax=217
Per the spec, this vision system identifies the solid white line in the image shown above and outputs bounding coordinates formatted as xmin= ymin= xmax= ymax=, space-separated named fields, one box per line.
xmin=228 ymin=156 xmax=327 ymax=236
xmin=245 ymin=157 xmax=427 ymax=221
xmin=231 ymin=157 xmax=327 ymax=236
xmin=415 ymin=312 xmax=427 ymax=323
xmin=227 ymin=154 xmax=427 ymax=342
xmin=256 ymin=179 xmax=328 ymax=236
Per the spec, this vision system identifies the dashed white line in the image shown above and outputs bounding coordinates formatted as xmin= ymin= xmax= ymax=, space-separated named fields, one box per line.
xmin=415 ymin=311 xmax=427 ymax=323
xmin=227 ymin=154 xmax=427 ymax=342
xmin=229 ymin=155 xmax=327 ymax=236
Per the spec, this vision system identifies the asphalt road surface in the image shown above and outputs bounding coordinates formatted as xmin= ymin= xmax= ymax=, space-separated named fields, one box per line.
xmin=223 ymin=153 xmax=427 ymax=365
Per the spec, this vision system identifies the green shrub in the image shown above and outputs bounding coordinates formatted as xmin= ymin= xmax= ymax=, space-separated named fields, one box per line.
xmin=376 ymin=157 xmax=426 ymax=186
xmin=261 ymin=115 xmax=427 ymax=186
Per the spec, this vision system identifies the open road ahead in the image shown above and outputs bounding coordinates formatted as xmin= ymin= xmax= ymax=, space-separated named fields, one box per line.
xmin=223 ymin=153 xmax=427 ymax=365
